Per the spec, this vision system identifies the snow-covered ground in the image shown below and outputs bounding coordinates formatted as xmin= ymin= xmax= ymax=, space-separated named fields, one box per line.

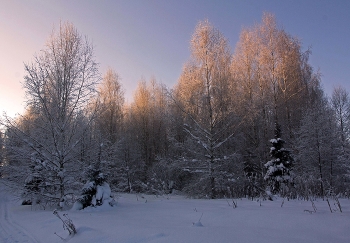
xmin=1 ymin=185 xmax=349 ymax=243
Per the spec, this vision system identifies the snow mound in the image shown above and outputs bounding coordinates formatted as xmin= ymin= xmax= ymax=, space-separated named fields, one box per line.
xmin=193 ymin=221 xmax=204 ymax=227
xmin=96 ymin=182 xmax=111 ymax=202
xmin=71 ymin=200 xmax=84 ymax=211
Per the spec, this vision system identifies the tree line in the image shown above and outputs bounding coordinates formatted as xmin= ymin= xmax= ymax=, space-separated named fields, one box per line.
xmin=1 ymin=13 xmax=349 ymax=206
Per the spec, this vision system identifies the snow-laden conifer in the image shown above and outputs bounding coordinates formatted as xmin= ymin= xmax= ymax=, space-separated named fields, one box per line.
xmin=264 ymin=123 xmax=293 ymax=195
xmin=73 ymin=165 xmax=112 ymax=210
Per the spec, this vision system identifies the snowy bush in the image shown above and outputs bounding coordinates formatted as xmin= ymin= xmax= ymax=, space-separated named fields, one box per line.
xmin=73 ymin=166 xmax=112 ymax=210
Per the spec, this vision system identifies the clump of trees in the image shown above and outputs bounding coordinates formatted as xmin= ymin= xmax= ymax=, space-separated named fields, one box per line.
xmin=1 ymin=13 xmax=350 ymax=207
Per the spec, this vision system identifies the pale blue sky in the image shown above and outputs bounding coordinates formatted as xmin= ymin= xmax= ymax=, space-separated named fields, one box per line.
xmin=1 ymin=0 xmax=349 ymax=117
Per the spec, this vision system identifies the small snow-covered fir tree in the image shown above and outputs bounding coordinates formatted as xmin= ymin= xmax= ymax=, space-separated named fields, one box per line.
xmin=73 ymin=165 xmax=112 ymax=210
xmin=264 ymin=123 xmax=293 ymax=195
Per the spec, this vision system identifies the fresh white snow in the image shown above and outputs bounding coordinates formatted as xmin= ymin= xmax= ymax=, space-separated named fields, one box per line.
xmin=0 ymin=183 xmax=349 ymax=243
xmin=96 ymin=182 xmax=111 ymax=202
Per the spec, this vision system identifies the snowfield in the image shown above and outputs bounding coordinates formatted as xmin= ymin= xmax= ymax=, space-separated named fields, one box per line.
xmin=1 ymin=186 xmax=349 ymax=243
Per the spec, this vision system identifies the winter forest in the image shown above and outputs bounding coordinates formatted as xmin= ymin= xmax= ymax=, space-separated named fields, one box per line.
xmin=1 ymin=13 xmax=350 ymax=210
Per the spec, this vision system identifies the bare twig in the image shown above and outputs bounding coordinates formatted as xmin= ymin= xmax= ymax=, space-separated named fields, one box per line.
xmin=232 ymin=199 xmax=237 ymax=208
xmin=334 ymin=197 xmax=342 ymax=213
xmin=53 ymin=209 xmax=77 ymax=235
xmin=326 ymin=198 xmax=333 ymax=213
xmin=310 ymin=199 xmax=317 ymax=213
xmin=54 ymin=232 xmax=65 ymax=241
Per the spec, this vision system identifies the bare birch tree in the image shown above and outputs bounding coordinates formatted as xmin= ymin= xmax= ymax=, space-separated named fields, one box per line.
xmin=174 ymin=20 xmax=241 ymax=198
xmin=331 ymin=86 xmax=350 ymax=149
xmin=296 ymin=82 xmax=339 ymax=197
xmin=2 ymin=22 xmax=99 ymax=204
xmin=331 ymin=86 xmax=350 ymax=192
xmin=95 ymin=68 xmax=124 ymax=144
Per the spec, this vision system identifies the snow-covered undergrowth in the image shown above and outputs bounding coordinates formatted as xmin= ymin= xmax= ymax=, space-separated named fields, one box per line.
xmin=1 ymin=190 xmax=350 ymax=243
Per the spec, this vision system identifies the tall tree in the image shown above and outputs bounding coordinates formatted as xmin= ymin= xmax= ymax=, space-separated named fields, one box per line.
xmin=130 ymin=78 xmax=169 ymax=166
xmin=95 ymin=68 xmax=124 ymax=144
xmin=296 ymin=83 xmax=339 ymax=197
xmin=330 ymin=86 xmax=350 ymax=192
xmin=174 ymin=20 xmax=240 ymax=198
xmin=91 ymin=69 xmax=125 ymax=190
xmin=231 ymin=22 xmax=270 ymax=180
xmin=122 ymin=78 xmax=170 ymax=192
xmin=256 ymin=13 xmax=307 ymax=136
xmin=3 ymin=22 xmax=99 ymax=204
xmin=331 ymin=86 xmax=350 ymax=149
xmin=231 ymin=14 xmax=313 ymax=196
